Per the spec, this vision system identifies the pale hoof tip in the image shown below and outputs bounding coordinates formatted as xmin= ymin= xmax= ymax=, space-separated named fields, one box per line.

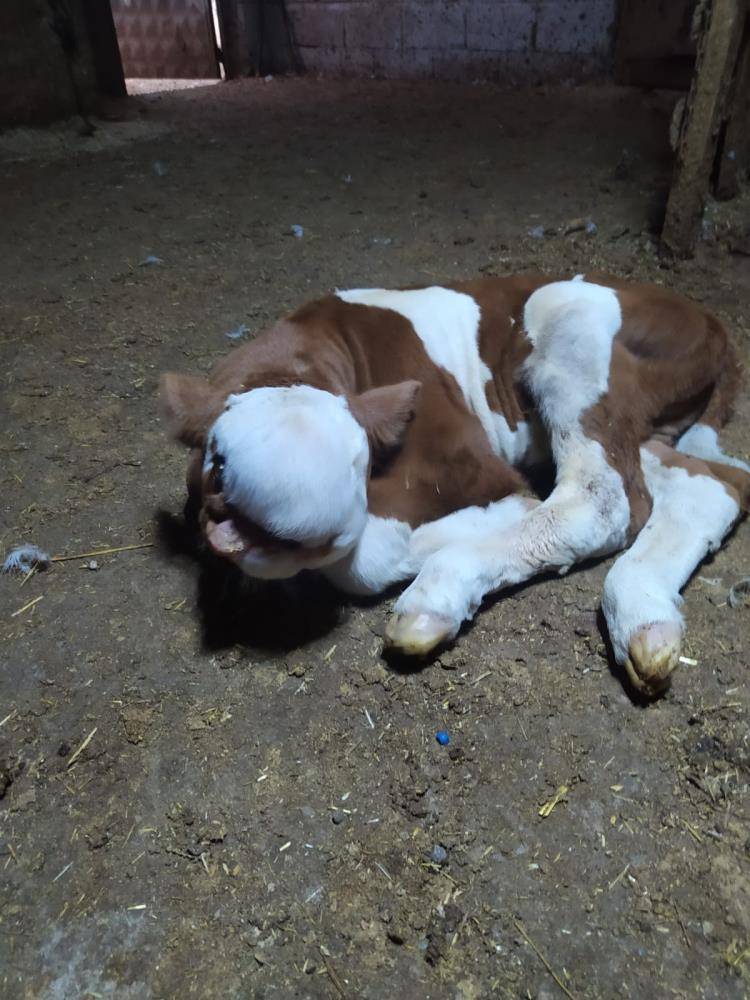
xmin=624 ymin=622 xmax=683 ymax=698
xmin=385 ymin=612 xmax=454 ymax=656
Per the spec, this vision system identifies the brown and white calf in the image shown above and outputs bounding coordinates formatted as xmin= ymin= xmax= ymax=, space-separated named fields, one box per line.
xmin=161 ymin=273 xmax=749 ymax=697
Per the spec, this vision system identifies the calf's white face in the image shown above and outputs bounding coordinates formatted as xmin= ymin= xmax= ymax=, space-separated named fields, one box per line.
xmin=203 ymin=386 xmax=370 ymax=578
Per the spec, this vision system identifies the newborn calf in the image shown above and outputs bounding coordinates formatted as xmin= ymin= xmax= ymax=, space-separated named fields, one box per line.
xmin=161 ymin=273 xmax=749 ymax=697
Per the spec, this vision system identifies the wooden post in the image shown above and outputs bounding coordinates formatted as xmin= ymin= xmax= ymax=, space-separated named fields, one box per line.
xmin=662 ymin=0 xmax=748 ymax=257
xmin=216 ymin=0 xmax=256 ymax=78
xmin=715 ymin=26 xmax=750 ymax=199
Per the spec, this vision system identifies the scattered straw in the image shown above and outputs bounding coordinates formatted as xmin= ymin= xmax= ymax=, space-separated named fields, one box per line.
xmin=514 ymin=919 xmax=578 ymax=1000
xmin=683 ymin=820 xmax=703 ymax=844
xmin=321 ymin=952 xmax=347 ymax=999
xmin=673 ymin=901 xmax=691 ymax=948
xmin=726 ymin=941 xmax=750 ymax=969
xmin=10 ymin=595 xmax=44 ymax=618
xmin=608 ymin=863 xmax=630 ymax=891
xmin=20 ymin=567 xmax=38 ymax=588
xmin=374 ymin=861 xmax=393 ymax=882
xmin=52 ymin=862 xmax=73 ymax=883
xmin=539 ymin=785 xmax=569 ymax=818
xmin=66 ymin=727 xmax=98 ymax=769
xmin=51 ymin=542 xmax=153 ymax=563
xmin=0 ymin=709 xmax=16 ymax=728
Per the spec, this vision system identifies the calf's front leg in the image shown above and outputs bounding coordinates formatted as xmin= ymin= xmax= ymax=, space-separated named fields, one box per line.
xmin=386 ymin=432 xmax=631 ymax=652
xmin=322 ymin=514 xmax=415 ymax=596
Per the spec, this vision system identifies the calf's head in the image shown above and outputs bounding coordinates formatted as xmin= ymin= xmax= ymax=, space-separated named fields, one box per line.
xmin=161 ymin=374 xmax=420 ymax=579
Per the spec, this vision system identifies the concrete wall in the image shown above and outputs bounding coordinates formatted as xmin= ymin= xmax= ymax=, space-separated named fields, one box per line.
xmin=285 ymin=0 xmax=620 ymax=82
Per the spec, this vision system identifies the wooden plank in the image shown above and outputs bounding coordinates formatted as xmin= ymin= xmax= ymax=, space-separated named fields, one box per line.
xmin=715 ymin=26 xmax=750 ymax=199
xmin=662 ymin=0 xmax=747 ymax=257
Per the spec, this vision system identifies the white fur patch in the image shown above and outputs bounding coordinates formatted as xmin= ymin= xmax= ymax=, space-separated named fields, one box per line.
xmin=206 ymin=385 xmax=369 ymax=578
xmin=407 ymin=495 xmax=538 ymax=565
xmin=676 ymin=423 xmax=750 ymax=473
xmin=522 ymin=279 xmax=622 ymax=426
xmin=337 ymin=286 xmax=533 ymax=464
xmin=603 ymin=446 xmax=741 ymax=664
xmin=322 ymin=515 xmax=413 ymax=595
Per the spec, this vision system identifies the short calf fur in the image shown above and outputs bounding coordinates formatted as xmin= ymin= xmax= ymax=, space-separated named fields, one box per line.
xmin=162 ymin=272 xmax=749 ymax=697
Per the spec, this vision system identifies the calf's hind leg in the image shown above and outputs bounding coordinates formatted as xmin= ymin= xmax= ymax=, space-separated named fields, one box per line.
xmin=677 ymin=423 xmax=750 ymax=473
xmin=602 ymin=442 xmax=748 ymax=697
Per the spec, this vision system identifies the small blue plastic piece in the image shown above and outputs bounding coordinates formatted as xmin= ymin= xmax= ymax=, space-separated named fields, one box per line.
xmin=435 ymin=730 xmax=450 ymax=746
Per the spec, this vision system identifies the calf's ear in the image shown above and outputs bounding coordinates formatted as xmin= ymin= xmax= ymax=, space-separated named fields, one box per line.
xmin=348 ymin=380 xmax=421 ymax=451
xmin=160 ymin=373 xmax=222 ymax=448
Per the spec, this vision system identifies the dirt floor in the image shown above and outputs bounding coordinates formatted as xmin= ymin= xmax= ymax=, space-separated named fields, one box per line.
xmin=1 ymin=78 xmax=749 ymax=1000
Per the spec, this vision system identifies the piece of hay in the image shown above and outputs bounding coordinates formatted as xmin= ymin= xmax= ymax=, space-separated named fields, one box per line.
xmin=2 ymin=544 xmax=51 ymax=575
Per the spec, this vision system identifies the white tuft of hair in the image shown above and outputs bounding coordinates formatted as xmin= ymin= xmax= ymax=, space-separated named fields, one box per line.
xmin=2 ymin=544 xmax=51 ymax=575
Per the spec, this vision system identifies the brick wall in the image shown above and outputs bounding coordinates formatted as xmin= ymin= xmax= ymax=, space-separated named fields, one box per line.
xmin=285 ymin=0 xmax=619 ymax=82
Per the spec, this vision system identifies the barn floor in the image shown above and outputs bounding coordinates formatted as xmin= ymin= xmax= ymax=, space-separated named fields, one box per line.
xmin=1 ymin=78 xmax=749 ymax=999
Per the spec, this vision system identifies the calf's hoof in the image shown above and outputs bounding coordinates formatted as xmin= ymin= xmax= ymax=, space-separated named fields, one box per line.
xmin=385 ymin=611 xmax=454 ymax=656
xmin=624 ymin=621 xmax=683 ymax=698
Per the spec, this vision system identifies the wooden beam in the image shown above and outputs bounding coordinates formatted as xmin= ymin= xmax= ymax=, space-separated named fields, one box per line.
xmin=662 ymin=0 xmax=748 ymax=257
xmin=715 ymin=23 xmax=750 ymax=199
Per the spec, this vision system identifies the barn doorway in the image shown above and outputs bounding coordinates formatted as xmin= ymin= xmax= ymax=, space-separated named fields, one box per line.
xmin=110 ymin=0 xmax=224 ymax=94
